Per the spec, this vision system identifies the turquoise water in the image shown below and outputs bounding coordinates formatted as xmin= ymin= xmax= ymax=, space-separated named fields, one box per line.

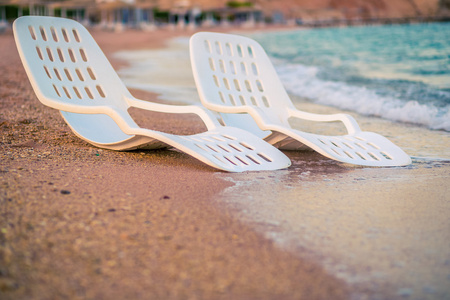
xmin=250 ymin=23 xmax=450 ymax=131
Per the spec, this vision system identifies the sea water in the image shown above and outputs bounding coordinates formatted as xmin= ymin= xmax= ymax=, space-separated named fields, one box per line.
xmin=251 ymin=22 xmax=450 ymax=131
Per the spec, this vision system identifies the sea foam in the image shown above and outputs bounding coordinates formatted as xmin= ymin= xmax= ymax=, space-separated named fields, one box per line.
xmin=276 ymin=63 xmax=450 ymax=131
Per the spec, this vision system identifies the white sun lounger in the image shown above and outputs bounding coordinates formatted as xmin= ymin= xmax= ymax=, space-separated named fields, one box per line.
xmin=13 ymin=17 xmax=291 ymax=172
xmin=190 ymin=32 xmax=411 ymax=167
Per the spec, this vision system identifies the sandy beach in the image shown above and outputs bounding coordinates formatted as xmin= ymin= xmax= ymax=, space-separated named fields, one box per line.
xmin=1 ymin=23 xmax=449 ymax=300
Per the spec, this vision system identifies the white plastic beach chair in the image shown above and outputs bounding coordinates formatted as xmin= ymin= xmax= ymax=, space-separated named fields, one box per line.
xmin=190 ymin=32 xmax=411 ymax=167
xmin=13 ymin=16 xmax=291 ymax=172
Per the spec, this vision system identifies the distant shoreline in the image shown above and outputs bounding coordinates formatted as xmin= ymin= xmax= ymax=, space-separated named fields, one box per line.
xmin=293 ymin=15 xmax=450 ymax=28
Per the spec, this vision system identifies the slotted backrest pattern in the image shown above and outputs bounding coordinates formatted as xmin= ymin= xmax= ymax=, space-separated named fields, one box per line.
xmin=191 ymin=32 xmax=294 ymax=126
xmin=14 ymin=16 xmax=130 ymax=112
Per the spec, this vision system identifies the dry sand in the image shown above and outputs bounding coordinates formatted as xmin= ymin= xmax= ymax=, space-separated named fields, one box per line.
xmin=0 ymin=27 xmax=348 ymax=300
xmin=1 ymin=24 xmax=450 ymax=300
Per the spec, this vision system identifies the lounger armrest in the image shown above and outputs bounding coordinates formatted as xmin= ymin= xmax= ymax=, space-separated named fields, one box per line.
xmin=288 ymin=108 xmax=361 ymax=135
xmin=201 ymin=102 xmax=250 ymax=114
xmin=203 ymin=102 xmax=276 ymax=128
xmin=127 ymin=98 xmax=221 ymax=130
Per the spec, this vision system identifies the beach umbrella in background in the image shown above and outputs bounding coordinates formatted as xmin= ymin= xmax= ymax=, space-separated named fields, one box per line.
xmin=154 ymin=0 xmax=261 ymax=29
xmin=96 ymin=0 xmax=135 ymax=31
xmin=133 ymin=0 xmax=158 ymax=30
xmin=48 ymin=0 xmax=95 ymax=25
xmin=165 ymin=0 xmax=191 ymax=29
xmin=0 ymin=0 xmax=95 ymax=22
xmin=6 ymin=0 xmax=54 ymax=17
xmin=95 ymin=0 xmax=160 ymax=31
xmin=156 ymin=0 xmax=211 ymax=29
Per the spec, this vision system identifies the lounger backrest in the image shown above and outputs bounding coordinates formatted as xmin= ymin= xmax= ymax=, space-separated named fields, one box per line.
xmin=13 ymin=16 xmax=131 ymax=113
xmin=190 ymin=32 xmax=295 ymax=127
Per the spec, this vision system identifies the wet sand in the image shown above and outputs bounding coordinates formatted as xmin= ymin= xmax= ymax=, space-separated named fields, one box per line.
xmin=1 ymin=24 xmax=449 ymax=300
xmin=0 ymin=27 xmax=348 ymax=300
